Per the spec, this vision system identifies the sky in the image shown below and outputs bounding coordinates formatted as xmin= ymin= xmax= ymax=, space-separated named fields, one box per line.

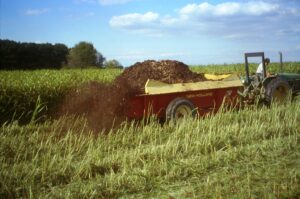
xmin=0 ymin=0 xmax=300 ymax=66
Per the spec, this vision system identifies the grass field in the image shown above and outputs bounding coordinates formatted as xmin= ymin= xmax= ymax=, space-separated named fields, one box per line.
xmin=1 ymin=63 xmax=300 ymax=198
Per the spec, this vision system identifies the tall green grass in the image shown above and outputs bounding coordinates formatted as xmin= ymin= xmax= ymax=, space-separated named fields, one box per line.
xmin=191 ymin=62 xmax=300 ymax=74
xmin=0 ymin=69 xmax=121 ymax=123
xmin=1 ymin=101 xmax=299 ymax=198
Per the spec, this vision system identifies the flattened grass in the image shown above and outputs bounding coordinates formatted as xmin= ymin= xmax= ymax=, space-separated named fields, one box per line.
xmin=1 ymin=101 xmax=299 ymax=198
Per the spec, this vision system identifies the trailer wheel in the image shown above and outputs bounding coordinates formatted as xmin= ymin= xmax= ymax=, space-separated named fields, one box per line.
xmin=265 ymin=78 xmax=291 ymax=105
xmin=166 ymin=98 xmax=197 ymax=121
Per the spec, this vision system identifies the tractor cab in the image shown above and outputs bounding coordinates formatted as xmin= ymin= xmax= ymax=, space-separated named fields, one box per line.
xmin=244 ymin=52 xmax=267 ymax=85
xmin=241 ymin=52 xmax=300 ymax=105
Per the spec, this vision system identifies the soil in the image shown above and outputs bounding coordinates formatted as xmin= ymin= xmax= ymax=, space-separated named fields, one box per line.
xmin=58 ymin=60 xmax=206 ymax=132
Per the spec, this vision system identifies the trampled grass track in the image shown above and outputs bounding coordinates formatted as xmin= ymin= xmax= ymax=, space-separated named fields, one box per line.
xmin=1 ymin=101 xmax=300 ymax=198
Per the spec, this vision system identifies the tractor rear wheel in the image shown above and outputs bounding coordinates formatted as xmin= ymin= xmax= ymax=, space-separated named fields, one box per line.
xmin=166 ymin=98 xmax=197 ymax=122
xmin=265 ymin=78 xmax=291 ymax=105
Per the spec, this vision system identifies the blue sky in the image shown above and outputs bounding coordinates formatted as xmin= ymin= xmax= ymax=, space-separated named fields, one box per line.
xmin=1 ymin=0 xmax=300 ymax=66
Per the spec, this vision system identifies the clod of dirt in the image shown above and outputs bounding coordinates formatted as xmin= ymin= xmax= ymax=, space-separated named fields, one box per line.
xmin=59 ymin=60 xmax=206 ymax=132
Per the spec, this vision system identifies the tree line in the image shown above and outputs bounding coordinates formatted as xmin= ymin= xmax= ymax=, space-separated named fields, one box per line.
xmin=0 ymin=39 xmax=123 ymax=70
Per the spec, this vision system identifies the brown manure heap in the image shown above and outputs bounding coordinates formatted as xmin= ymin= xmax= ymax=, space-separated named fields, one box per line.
xmin=59 ymin=60 xmax=206 ymax=132
xmin=115 ymin=60 xmax=206 ymax=92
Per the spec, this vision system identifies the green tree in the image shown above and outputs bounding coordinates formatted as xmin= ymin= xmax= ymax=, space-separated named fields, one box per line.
xmin=68 ymin=42 xmax=103 ymax=68
xmin=103 ymin=59 xmax=123 ymax=69
xmin=0 ymin=39 xmax=68 ymax=70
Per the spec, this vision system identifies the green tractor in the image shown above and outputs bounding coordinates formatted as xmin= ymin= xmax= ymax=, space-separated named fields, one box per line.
xmin=240 ymin=52 xmax=300 ymax=105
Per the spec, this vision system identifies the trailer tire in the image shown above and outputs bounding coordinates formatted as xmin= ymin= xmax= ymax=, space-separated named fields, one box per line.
xmin=265 ymin=78 xmax=291 ymax=105
xmin=166 ymin=98 xmax=197 ymax=122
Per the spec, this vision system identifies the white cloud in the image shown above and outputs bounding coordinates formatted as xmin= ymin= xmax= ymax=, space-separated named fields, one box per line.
xmin=179 ymin=3 xmax=213 ymax=16
xmin=214 ymin=2 xmax=241 ymax=16
xmin=179 ymin=1 xmax=279 ymax=17
xmin=25 ymin=8 xmax=49 ymax=16
xmin=110 ymin=12 xmax=159 ymax=28
xmin=245 ymin=1 xmax=279 ymax=15
xmin=110 ymin=1 xmax=300 ymax=40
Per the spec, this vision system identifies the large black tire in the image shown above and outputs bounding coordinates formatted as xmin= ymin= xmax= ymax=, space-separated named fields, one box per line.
xmin=166 ymin=98 xmax=197 ymax=121
xmin=265 ymin=78 xmax=291 ymax=105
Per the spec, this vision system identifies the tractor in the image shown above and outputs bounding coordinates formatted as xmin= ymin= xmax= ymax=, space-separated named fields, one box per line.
xmin=240 ymin=52 xmax=300 ymax=105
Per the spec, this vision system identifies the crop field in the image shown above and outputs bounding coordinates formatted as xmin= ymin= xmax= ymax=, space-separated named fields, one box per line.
xmin=1 ymin=62 xmax=299 ymax=124
xmin=1 ymin=63 xmax=300 ymax=198
xmin=0 ymin=69 xmax=121 ymax=124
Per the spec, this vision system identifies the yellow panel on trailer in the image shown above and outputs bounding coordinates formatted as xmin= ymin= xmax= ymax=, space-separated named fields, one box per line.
xmin=204 ymin=73 xmax=232 ymax=80
xmin=145 ymin=74 xmax=243 ymax=95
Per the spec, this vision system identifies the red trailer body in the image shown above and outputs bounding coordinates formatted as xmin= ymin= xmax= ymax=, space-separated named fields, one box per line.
xmin=125 ymin=85 xmax=242 ymax=120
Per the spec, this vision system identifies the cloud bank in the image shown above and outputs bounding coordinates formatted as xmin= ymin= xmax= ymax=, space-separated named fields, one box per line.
xmin=179 ymin=1 xmax=279 ymax=17
xmin=109 ymin=1 xmax=300 ymax=39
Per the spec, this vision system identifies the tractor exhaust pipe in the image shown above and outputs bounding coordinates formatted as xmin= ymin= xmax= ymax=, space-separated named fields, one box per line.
xmin=279 ymin=51 xmax=283 ymax=72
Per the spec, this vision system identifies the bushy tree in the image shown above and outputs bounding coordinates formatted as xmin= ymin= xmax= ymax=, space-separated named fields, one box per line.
xmin=103 ymin=59 xmax=123 ymax=69
xmin=68 ymin=42 xmax=105 ymax=68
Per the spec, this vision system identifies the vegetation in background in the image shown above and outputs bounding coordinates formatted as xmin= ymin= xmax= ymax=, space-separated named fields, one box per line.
xmin=104 ymin=59 xmax=123 ymax=69
xmin=191 ymin=62 xmax=300 ymax=74
xmin=0 ymin=39 xmax=110 ymax=70
xmin=67 ymin=42 xmax=105 ymax=68
xmin=1 ymin=62 xmax=300 ymax=124
xmin=0 ymin=39 xmax=69 ymax=70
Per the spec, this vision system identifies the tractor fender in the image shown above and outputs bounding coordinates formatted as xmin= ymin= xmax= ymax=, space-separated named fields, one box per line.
xmin=262 ymin=76 xmax=277 ymax=88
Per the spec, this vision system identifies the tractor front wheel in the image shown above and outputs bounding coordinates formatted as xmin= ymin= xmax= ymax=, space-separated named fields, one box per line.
xmin=166 ymin=98 xmax=197 ymax=122
xmin=265 ymin=78 xmax=291 ymax=105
